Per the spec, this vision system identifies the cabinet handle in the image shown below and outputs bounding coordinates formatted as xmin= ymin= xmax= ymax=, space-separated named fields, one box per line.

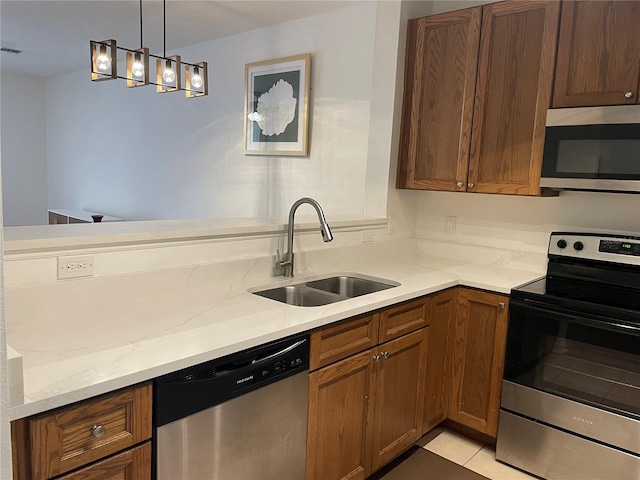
xmin=91 ymin=425 xmax=106 ymax=439
xmin=499 ymin=302 xmax=505 ymax=309
xmin=624 ymin=91 xmax=633 ymax=98
xmin=468 ymin=182 xmax=474 ymax=189
xmin=373 ymin=354 xmax=381 ymax=363
xmin=456 ymin=182 xmax=464 ymax=188
xmin=382 ymin=351 xmax=389 ymax=359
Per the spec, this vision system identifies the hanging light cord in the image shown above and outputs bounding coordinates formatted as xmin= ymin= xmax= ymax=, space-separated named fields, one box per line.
xmin=139 ymin=0 xmax=143 ymax=49
xmin=163 ymin=0 xmax=167 ymax=57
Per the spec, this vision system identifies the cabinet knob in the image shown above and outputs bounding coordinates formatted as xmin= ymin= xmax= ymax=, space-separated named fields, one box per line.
xmin=382 ymin=351 xmax=389 ymax=359
xmin=624 ymin=91 xmax=633 ymax=98
xmin=468 ymin=183 xmax=474 ymax=189
xmin=373 ymin=354 xmax=381 ymax=363
xmin=456 ymin=182 xmax=464 ymax=188
xmin=91 ymin=425 xmax=106 ymax=438
xmin=499 ymin=302 xmax=505 ymax=309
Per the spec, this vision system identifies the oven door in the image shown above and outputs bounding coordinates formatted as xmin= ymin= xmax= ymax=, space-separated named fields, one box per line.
xmin=502 ymin=298 xmax=640 ymax=454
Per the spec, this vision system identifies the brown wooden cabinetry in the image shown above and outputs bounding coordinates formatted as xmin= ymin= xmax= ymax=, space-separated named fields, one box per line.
xmin=553 ymin=1 xmax=640 ymax=107
xmin=306 ymin=297 xmax=429 ymax=479
xmin=57 ymin=443 xmax=151 ymax=480
xmin=11 ymin=383 xmax=152 ymax=480
xmin=371 ymin=328 xmax=429 ymax=471
xmin=422 ymin=288 xmax=456 ymax=433
xmin=449 ymin=288 xmax=509 ymax=438
xmin=398 ymin=7 xmax=481 ymax=192
xmin=468 ymin=0 xmax=559 ymax=195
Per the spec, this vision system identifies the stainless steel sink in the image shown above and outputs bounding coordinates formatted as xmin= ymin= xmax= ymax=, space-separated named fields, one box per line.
xmin=250 ymin=274 xmax=399 ymax=307
xmin=306 ymin=276 xmax=396 ymax=298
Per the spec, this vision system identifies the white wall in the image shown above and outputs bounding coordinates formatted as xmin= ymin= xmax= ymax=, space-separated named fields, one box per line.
xmin=415 ymin=191 xmax=640 ymax=252
xmin=0 ymin=72 xmax=48 ymax=226
xmin=44 ymin=3 xmax=379 ymax=222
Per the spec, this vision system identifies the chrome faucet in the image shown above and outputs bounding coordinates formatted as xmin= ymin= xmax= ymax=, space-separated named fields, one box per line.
xmin=277 ymin=198 xmax=333 ymax=277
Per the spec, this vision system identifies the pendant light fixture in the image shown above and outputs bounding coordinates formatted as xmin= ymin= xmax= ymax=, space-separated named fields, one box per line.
xmin=90 ymin=0 xmax=208 ymax=98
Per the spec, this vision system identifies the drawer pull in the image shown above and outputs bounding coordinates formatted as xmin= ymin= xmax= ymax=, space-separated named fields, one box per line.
xmin=499 ymin=302 xmax=505 ymax=309
xmin=91 ymin=425 xmax=106 ymax=439
xmin=624 ymin=91 xmax=633 ymax=98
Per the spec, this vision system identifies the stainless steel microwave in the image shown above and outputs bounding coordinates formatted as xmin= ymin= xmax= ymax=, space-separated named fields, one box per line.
xmin=541 ymin=106 xmax=640 ymax=193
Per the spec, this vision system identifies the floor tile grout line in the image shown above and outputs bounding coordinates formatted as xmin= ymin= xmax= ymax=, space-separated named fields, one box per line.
xmin=463 ymin=445 xmax=486 ymax=466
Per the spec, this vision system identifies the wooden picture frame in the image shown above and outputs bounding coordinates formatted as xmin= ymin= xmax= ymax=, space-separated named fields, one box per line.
xmin=244 ymin=53 xmax=311 ymax=156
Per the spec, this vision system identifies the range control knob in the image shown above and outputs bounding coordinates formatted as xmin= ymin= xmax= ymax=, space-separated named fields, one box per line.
xmin=573 ymin=241 xmax=584 ymax=251
xmin=556 ymin=239 xmax=567 ymax=249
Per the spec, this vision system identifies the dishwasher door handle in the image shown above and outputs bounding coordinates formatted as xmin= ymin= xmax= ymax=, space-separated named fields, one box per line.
xmin=251 ymin=339 xmax=307 ymax=365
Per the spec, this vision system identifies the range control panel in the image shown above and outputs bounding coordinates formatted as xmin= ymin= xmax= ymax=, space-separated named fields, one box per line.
xmin=549 ymin=232 xmax=640 ymax=266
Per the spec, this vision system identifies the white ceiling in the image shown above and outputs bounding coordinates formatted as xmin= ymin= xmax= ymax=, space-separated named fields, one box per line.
xmin=0 ymin=0 xmax=360 ymax=77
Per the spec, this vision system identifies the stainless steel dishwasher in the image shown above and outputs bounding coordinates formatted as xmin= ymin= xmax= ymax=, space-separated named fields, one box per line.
xmin=154 ymin=333 xmax=309 ymax=480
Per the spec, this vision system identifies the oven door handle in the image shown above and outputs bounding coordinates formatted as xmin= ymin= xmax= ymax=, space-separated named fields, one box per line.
xmin=511 ymin=299 xmax=640 ymax=336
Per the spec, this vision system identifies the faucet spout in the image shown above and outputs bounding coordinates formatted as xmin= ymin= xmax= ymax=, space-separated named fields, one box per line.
xmin=278 ymin=198 xmax=333 ymax=277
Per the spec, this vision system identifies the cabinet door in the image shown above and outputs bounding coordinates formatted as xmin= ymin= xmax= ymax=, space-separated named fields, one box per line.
xmin=397 ymin=8 xmax=481 ymax=191
xmin=306 ymin=350 xmax=375 ymax=480
xmin=468 ymin=0 xmax=559 ymax=195
xmin=422 ymin=289 xmax=456 ymax=433
xmin=553 ymin=1 xmax=640 ymax=107
xmin=57 ymin=443 xmax=151 ymax=480
xmin=450 ymin=289 xmax=508 ymax=438
xmin=371 ymin=328 xmax=428 ymax=471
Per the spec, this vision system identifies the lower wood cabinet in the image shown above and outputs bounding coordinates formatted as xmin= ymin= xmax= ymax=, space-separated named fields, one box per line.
xmin=57 ymin=442 xmax=151 ymax=480
xmin=11 ymin=383 xmax=152 ymax=480
xmin=422 ymin=288 xmax=457 ymax=433
xmin=306 ymin=303 xmax=429 ymax=480
xmin=449 ymin=288 xmax=509 ymax=438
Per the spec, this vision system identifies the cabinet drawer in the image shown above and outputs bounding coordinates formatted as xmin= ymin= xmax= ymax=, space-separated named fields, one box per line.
xmin=57 ymin=442 xmax=151 ymax=480
xmin=379 ymin=297 xmax=429 ymax=343
xmin=28 ymin=383 xmax=152 ymax=480
xmin=311 ymin=312 xmax=380 ymax=370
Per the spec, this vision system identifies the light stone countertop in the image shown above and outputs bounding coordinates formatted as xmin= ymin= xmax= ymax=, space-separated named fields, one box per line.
xmin=5 ymin=239 xmax=547 ymax=420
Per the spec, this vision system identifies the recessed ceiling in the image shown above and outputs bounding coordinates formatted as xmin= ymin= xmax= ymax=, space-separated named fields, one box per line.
xmin=0 ymin=0 xmax=360 ymax=77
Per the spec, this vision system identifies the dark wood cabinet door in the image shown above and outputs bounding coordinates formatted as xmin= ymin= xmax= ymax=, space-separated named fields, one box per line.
xmin=553 ymin=1 xmax=640 ymax=107
xmin=306 ymin=350 xmax=375 ymax=480
xmin=423 ymin=289 xmax=456 ymax=434
xmin=371 ymin=328 xmax=428 ymax=471
xmin=468 ymin=0 xmax=559 ymax=195
xmin=397 ymin=8 xmax=481 ymax=191
xmin=450 ymin=288 xmax=509 ymax=438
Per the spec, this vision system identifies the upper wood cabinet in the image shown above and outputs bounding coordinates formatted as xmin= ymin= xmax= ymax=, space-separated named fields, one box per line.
xmin=553 ymin=1 xmax=640 ymax=107
xmin=449 ymin=288 xmax=509 ymax=438
xmin=468 ymin=0 xmax=560 ymax=195
xmin=398 ymin=0 xmax=560 ymax=196
xmin=398 ymin=7 xmax=481 ymax=192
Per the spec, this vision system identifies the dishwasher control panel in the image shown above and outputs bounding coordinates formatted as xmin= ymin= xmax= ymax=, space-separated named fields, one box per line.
xmin=154 ymin=332 xmax=310 ymax=427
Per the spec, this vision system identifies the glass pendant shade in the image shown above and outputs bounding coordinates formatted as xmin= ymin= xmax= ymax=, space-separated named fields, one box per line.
xmin=90 ymin=40 xmax=117 ymax=81
xmin=156 ymin=55 xmax=181 ymax=93
xmin=126 ymin=48 xmax=149 ymax=87
xmin=184 ymin=62 xmax=208 ymax=98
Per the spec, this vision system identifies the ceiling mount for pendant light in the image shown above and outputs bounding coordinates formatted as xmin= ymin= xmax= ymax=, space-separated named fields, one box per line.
xmin=89 ymin=0 xmax=207 ymax=98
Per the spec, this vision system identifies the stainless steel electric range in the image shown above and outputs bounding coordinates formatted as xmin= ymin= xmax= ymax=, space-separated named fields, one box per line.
xmin=496 ymin=232 xmax=640 ymax=480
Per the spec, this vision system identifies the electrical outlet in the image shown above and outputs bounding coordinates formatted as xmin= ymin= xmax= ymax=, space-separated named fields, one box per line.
xmin=362 ymin=230 xmax=375 ymax=243
xmin=445 ymin=216 xmax=457 ymax=235
xmin=58 ymin=255 xmax=95 ymax=279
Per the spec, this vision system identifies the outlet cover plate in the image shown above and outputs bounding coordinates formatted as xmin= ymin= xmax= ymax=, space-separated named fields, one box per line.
xmin=58 ymin=255 xmax=95 ymax=279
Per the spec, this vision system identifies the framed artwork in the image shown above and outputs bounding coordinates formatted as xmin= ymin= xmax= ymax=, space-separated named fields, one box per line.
xmin=244 ymin=53 xmax=311 ymax=156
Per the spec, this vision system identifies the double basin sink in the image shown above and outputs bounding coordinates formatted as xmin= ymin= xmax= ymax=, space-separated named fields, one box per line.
xmin=250 ymin=274 xmax=400 ymax=307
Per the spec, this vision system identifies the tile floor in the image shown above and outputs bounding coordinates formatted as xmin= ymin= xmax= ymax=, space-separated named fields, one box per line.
xmin=418 ymin=429 xmax=537 ymax=480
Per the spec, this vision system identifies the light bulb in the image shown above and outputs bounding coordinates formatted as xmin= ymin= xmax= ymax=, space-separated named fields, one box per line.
xmin=162 ymin=60 xmax=175 ymax=84
xmin=131 ymin=53 xmax=145 ymax=78
xmin=190 ymin=67 xmax=203 ymax=89
xmin=96 ymin=46 xmax=111 ymax=71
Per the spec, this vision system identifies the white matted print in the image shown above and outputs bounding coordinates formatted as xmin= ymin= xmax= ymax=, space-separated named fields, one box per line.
xmin=244 ymin=54 xmax=310 ymax=156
